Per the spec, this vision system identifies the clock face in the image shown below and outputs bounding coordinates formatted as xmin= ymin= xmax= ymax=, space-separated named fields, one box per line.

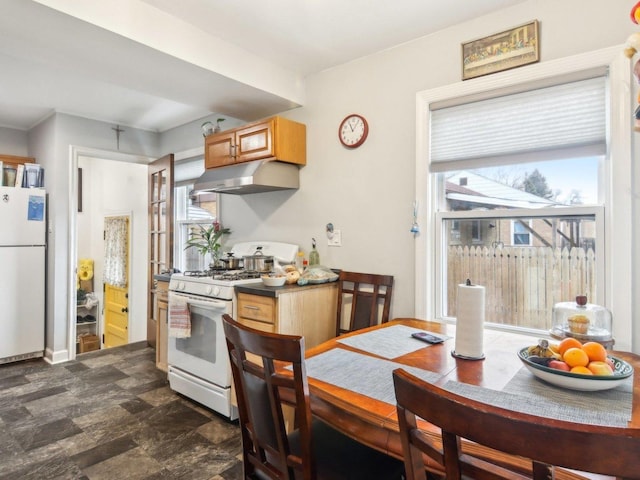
xmin=339 ymin=114 xmax=369 ymax=148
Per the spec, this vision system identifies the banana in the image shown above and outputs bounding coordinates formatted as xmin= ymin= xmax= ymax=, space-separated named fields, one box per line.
xmin=527 ymin=339 xmax=561 ymax=359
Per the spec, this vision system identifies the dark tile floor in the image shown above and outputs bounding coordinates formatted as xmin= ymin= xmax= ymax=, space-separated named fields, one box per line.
xmin=0 ymin=342 xmax=244 ymax=480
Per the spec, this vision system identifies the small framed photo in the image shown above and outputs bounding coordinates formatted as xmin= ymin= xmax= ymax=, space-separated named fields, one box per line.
xmin=462 ymin=20 xmax=539 ymax=80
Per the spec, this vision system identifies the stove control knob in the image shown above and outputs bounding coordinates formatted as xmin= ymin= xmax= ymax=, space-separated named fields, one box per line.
xmin=212 ymin=286 xmax=221 ymax=297
xmin=178 ymin=282 xmax=186 ymax=290
xmin=205 ymin=286 xmax=213 ymax=295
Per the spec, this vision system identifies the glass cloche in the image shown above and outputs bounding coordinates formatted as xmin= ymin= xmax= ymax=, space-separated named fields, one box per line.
xmin=550 ymin=295 xmax=614 ymax=348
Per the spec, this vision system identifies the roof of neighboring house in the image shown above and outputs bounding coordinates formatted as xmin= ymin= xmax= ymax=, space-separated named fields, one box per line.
xmin=445 ymin=171 xmax=558 ymax=209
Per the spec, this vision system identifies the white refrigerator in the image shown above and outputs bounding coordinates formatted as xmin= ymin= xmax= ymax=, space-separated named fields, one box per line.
xmin=0 ymin=186 xmax=46 ymax=364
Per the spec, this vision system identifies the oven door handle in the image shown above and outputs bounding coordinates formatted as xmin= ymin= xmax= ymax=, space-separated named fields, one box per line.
xmin=185 ymin=298 xmax=229 ymax=310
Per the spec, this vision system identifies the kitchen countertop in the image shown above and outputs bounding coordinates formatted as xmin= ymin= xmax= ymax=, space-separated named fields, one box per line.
xmin=153 ymin=273 xmax=172 ymax=282
xmin=235 ymin=280 xmax=338 ymax=298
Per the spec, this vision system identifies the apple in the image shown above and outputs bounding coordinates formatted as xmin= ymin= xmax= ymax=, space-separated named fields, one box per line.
xmin=605 ymin=356 xmax=615 ymax=370
xmin=548 ymin=360 xmax=570 ymax=372
xmin=587 ymin=361 xmax=614 ymax=376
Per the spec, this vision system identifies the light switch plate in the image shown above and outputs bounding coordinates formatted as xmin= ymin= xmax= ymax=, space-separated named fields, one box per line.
xmin=328 ymin=230 xmax=342 ymax=247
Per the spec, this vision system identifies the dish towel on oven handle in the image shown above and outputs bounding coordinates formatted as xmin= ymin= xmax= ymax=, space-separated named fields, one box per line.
xmin=169 ymin=293 xmax=191 ymax=338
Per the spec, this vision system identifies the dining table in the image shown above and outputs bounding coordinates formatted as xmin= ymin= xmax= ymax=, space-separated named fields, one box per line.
xmin=294 ymin=318 xmax=640 ymax=480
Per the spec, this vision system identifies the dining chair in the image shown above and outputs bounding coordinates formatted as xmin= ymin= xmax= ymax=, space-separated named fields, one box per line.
xmin=335 ymin=271 xmax=394 ymax=336
xmin=222 ymin=314 xmax=405 ymax=480
xmin=392 ymin=367 xmax=640 ymax=480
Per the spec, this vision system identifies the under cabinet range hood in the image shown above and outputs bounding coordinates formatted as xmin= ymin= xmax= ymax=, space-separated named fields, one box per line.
xmin=193 ymin=160 xmax=300 ymax=195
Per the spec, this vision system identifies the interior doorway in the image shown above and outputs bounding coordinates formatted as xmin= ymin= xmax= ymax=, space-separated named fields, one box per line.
xmin=69 ymin=147 xmax=152 ymax=359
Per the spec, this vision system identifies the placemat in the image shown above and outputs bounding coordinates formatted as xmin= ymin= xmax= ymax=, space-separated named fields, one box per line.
xmin=337 ymin=324 xmax=451 ymax=359
xmin=444 ymin=367 xmax=633 ymax=427
xmin=304 ymin=348 xmax=442 ymax=404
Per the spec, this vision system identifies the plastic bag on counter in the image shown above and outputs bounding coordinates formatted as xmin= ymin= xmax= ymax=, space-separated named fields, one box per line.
xmin=297 ymin=265 xmax=339 ymax=285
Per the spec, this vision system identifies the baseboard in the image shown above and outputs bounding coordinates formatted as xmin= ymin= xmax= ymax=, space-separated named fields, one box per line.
xmin=44 ymin=347 xmax=70 ymax=364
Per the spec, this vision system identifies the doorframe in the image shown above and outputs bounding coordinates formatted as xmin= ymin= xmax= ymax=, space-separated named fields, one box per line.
xmin=67 ymin=146 xmax=153 ymax=360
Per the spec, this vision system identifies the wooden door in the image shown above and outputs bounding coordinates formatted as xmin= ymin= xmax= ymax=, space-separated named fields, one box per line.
xmin=205 ymin=131 xmax=235 ymax=168
xmin=104 ymin=284 xmax=129 ymax=347
xmin=103 ymin=215 xmax=130 ymax=348
xmin=148 ymin=154 xmax=173 ymax=347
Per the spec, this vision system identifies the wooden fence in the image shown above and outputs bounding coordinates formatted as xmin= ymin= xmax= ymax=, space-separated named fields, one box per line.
xmin=447 ymin=246 xmax=596 ymax=329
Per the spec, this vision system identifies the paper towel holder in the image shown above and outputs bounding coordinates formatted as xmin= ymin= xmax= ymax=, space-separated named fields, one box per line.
xmin=451 ymin=278 xmax=486 ymax=361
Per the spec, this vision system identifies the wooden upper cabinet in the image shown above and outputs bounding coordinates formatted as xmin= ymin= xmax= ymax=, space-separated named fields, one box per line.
xmin=205 ymin=116 xmax=306 ymax=169
xmin=205 ymin=131 xmax=235 ymax=168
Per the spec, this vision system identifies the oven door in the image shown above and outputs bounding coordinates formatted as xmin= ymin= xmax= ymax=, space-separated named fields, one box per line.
xmin=167 ymin=293 xmax=233 ymax=389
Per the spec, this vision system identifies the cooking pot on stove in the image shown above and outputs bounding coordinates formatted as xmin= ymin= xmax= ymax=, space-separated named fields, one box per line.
xmin=243 ymin=247 xmax=274 ymax=272
xmin=220 ymin=253 xmax=243 ymax=269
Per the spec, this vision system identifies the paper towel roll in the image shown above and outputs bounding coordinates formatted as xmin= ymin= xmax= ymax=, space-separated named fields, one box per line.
xmin=453 ymin=281 xmax=485 ymax=360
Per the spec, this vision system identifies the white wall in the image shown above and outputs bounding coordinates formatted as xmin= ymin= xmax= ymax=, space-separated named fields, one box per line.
xmin=0 ymin=126 xmax=29 ymax=156
xmin=28 ymin=113 xmax=159 ymax=361
xmin=77 ymin=156 xmax=149 ymax=344
xmin=220 ymin=0 xmax=640 ymax=328
xmin=23 ymin=0 xmax=640 ymax=359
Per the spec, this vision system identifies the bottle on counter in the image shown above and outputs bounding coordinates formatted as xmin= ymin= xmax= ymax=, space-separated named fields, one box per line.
xmin=309 ymin=238 xmax=320 ymax=266
xmin=296 ymin=250 xmax=305 ymax=273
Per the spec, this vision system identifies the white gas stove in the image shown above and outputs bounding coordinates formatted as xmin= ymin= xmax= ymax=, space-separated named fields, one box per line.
xmin=168 ymin=241 xmax=299 ymax=300
xmin=166 ymin=241 xmax=298 ymax=419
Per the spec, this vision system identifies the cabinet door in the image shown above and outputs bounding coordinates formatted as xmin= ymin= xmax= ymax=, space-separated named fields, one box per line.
xmin=205 ymin=131 xmax=235 ymax=168
xmin=235 ymin=120 xmax=274 ymax=163
xmin=157 ymin=298 xmax=168 ymax=372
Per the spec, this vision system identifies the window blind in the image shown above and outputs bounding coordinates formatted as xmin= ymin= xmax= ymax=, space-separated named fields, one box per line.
xmin=429 ymin=76 xmax=606 ymax=172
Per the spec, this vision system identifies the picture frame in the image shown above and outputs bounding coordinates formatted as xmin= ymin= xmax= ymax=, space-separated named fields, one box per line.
xmin=462 ymin=20 xmax=539 ymax=81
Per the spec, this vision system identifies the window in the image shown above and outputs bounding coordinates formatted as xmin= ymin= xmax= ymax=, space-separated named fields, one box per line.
xmin=172 ymin=154 xmax=219 ymax=273
xmin=416 ymin=47 xmax=633 ymax=348
xmin=512 ymin=220 xmax=531 ymax=246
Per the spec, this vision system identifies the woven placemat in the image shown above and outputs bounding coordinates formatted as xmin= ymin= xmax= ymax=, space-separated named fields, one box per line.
xmin=304 ymin=348 xmax=442 ymax=404
xmin=444 ymin=368 xmax=633 ymax=427
xmin=337 ymin=324 xmax=451 ymax=359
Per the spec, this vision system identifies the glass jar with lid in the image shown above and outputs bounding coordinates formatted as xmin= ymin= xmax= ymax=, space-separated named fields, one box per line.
xmin=550 ymin=295 xmax=614 ymax=348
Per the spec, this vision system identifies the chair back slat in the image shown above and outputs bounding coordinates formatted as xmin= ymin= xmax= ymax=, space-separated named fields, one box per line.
xmin=393 ymin=367 xmax=640 ymax=480
xmin=336 ymin=271 xmax=394 ymax=336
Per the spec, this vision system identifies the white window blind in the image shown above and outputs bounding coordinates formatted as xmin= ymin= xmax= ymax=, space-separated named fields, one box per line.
xmin=430 ymin=76 xmax=606 ymax=172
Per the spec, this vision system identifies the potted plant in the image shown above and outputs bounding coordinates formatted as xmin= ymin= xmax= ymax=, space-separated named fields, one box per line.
xmin=185 ymin=222 xmax=231 ymax=268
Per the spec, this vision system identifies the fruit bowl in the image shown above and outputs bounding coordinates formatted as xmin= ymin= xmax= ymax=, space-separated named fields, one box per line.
xmin=517 ymin=347 xmax=633 ymax=391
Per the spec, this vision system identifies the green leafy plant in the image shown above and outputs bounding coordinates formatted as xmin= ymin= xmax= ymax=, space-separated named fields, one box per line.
xmin=184 ymin=222 xmax=231 ymax=259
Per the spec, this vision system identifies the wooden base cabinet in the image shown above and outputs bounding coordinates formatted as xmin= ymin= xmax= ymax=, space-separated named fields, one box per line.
xmin=155 ymin=280 xmax=169 ymax=372
xmin=236 ymin=283 xmax=337 ymax=348
xmin=205 ymin=116 xmax=306 ymax=169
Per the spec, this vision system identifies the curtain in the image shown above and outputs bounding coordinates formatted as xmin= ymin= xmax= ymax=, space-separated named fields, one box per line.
xmin=103 ymin=216 xmax=128 ymax=287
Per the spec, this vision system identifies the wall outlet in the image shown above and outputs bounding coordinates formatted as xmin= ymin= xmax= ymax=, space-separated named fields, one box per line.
xmin=328 ymin=229 xmax=342 ymax=247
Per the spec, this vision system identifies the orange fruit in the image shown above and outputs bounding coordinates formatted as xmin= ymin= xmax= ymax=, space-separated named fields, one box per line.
xmin=563 ymin=347 xmax=589 ymax=368
xmin=558 ymin=337 xmax=582 ymax=356
xmin=570 ymin=365 xmax=593 ymax=375
xmin=581 ymin=342 xmax=607 ymax=362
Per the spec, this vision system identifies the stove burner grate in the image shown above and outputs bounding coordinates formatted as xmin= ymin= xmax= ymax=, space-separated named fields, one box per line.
xmin=214 ymin=271 xmax=262 ymax=281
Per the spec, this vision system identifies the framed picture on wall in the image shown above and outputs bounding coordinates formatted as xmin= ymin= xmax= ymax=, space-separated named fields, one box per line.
xmin=462 ymin=20 xmax=539 ymax=80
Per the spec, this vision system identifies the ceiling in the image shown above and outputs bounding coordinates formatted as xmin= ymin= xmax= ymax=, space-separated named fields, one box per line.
xmin=0 ymin=0 xmax=527 ymax=133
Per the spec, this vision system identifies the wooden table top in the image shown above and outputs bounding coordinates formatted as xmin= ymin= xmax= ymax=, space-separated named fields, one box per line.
xmin=300 ymin=318 xmax=640 ymax=479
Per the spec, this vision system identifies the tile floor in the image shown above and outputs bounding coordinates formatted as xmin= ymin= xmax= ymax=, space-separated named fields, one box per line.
xmin=0 ymin=342 xmax=243 ymax=480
